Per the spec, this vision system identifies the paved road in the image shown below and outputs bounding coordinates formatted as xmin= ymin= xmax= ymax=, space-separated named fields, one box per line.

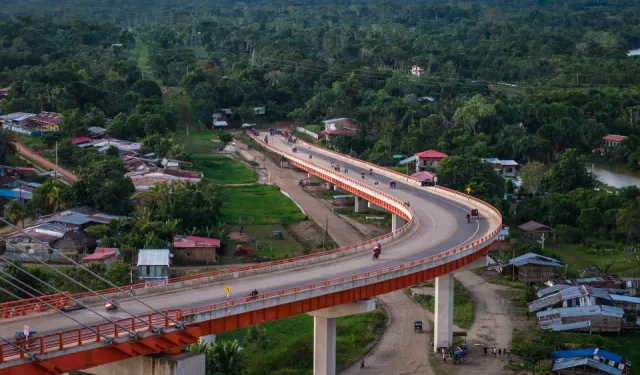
xmin=0 ymin=135 xmax=494 ymax=344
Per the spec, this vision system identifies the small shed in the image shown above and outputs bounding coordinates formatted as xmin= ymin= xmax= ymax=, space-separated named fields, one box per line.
xmin=550 ymin=348 xmax=631 ymax=375
xmin=82 ymin=248 xmax=120 ymax=266
xmin=518 ymin=220 xmax=556 ymax=245
xmin=510 ymin=253 xmax=564 ymax=283
xmin=173 ymin=236 xmax=220 ymax=265
xmin=411 ymin=171 xmax=436 ymax=186
xmin=537 ymin=305 xmax=624 ymax=333
xmin=137 ymin=249 xmax=171 ymax=283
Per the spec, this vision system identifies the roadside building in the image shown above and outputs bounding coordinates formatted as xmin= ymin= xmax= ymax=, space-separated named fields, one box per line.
xmin=72 ymin=137 xmax=92 ymax=146
xmin=126 ymin=168 xmax=203 ymax=190
xmin=481 ymin=158 xmax=520 ymax=177
xmin=411 ymin=171 xmax=437 ymax=186
xmin=29 ymin=111 xmax=62 ymax=132
xmin=528 ymin=285 xmax=615 ymax=313
xmin=509 ymin=252 xmax=563 ymax=283
xmin=137 ymin=249 xmax=171 ymax=284
xmin=518 ymin=220 xmax=556 ymax=246
xmin=0 ymin=87 xmax=9 ymax=97
xmin=319 ymin=118 xmax=358 ymax=140
xmin=82 ymin=248 xmax=120 ymax=266
xmin=537 ymin=305 xmax=624 ymax=333
xmin=53 ymin=228 xmax=96 ymax=260
xmin=0 ymin=112 xmax=36 ymax=128
xmin=550 ymin=348 xmax=631 ymax=375
xmin=602 ymin=134 xmax=626 ymax=149
xmin=173 ymin=235 xmax=221 ymax=265
xmin=414 ymin=150 xmax=448 ymax=171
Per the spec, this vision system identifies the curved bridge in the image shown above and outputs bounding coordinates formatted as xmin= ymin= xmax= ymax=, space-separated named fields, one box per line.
xmin=0 ymin=134 xmax=502 ymax=374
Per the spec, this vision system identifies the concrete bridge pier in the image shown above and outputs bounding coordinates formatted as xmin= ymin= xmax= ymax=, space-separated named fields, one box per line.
xmin=354 ymin=197 xmax=368 ymax=213
xmin=199 ymin=334 xmax=216 ymax=345
xmin=434 ymin=273 xmax=454 ymax=352
xmin=391 ymin=214 xmax=406 ymax=231
xmin=67 ymin=352 xmax=205 ymax=375
xmin=367 ymin=202 xmax=385 ymax=211
xmin=333 ymin=185 xmax=348 ymax=193
xmin=307 ymin=173 xmax=324 ymax=184
xmin=308 ymin=299 xmax=377 ymax=375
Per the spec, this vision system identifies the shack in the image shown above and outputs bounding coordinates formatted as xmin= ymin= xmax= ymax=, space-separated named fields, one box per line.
xmin=510 ymin=253 xmax=564 ymax=283
xmin=537 ymin=305 xmax=624 ymax=333
xmin=518 ymin=220 xmax=556 ymax=246
xmin=550 ymin=348 xmax=631 ymax=375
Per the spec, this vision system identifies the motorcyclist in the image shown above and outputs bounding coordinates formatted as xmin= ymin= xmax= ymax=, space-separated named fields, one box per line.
xmin=369 ymin=168 xmax=373 ymax=175
xmin=372 ymin=243 xmax=382 ymax=259
xmin=251 ymin=289 xmax=258 ymax=297
xmin=361 ymin=171 xmax=365 ymax=178
xmin=466 ymin=213 xmax=471 ymax=223
xmin=309 ymin=154 xmax=312 ymax=160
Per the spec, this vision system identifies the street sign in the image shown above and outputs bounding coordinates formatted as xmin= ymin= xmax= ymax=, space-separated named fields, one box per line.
xmin=393 ymin=155 xmax=404 ymax=159
xmin=24 ymin=325 xmax=29 ymax=337
xmin=434 ymin=176 xmax=438 ymax=183
xmin=224 ymin=286 xmax=231 ymax=294
xmin=466 ymin=187 xmax=472 ymax=194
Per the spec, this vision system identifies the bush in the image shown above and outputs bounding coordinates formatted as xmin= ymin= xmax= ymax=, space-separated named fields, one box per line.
xmin=556 ymin=224 xmax=582 ymax=244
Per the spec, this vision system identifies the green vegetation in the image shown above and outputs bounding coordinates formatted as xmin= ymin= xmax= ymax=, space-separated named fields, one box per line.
xmin=303 ymin=124 xmax=321 ymax=134
xmin=215 ymin=311 xmax=386 ymax=375
xmin=220 ymin=185 xmax=306 ymax=226
xmin=412 ymin=281 xmax=475 ymax=329
xmin=546 ymin=242 xmax=640 ymax=277
xmin=226 ymin=224 xmax=304 ymax=260
xmin=197 ymin=156 xmax=257 ymax=184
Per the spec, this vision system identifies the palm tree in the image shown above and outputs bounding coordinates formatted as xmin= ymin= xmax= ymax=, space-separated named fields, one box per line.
xmin=0 ymin=128 xmax=17 ymax=164
xmin=4 ymin=201 xmax=27 ymax=228
xmin=187 ymin=340 xmax=246 ymax=375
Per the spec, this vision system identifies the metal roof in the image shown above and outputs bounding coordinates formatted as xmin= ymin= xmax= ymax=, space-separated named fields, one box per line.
xmin=544 ymin=321 xmax=591 ymax=331
xmin=58 ymin=213 xmax=93 ymax=225
xmin=137 ymin=249 xmax=170 ymax=266
xmin=518 ymin=220 xmax=555 ymax=232
xmin=552 ymin=358 xmax=622 ymax=375
xmin=322 ymin=118 xmax=349 ymax=123
xmin=538 ymin=284 xmax=571 ymax=298
xmin=551 ymin=348 xmax=624 ymax=363
xmin=510 ymin=252 xmax=563 ymax=267
xmin=556 ymin=285 xmax=612 ymax=301
xmin=537 ymin=305 xmax=624 ymax=319
xmin=611 ymin=294 xmax=640 ymax=304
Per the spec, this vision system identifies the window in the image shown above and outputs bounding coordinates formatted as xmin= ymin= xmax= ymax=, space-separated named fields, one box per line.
xmin=145 ymin=265 xmax=150 ymax=275
xmin=506 ymin=167 xmax=513 ymax=173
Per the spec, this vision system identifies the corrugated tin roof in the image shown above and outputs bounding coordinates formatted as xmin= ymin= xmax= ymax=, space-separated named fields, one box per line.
xmin=551 ymin=348 xmax=624 ymax=364
xmin=137 ymin=249 xmax=170 ymax=266
xmin=510 ymin=252 xmax=563 ymax=267
xmin=556 ymin=285 xmax=611 ymax=301
xmin=518 ymin=220 xmax=555 ymax=232
xmin=323 ymin=118 xmax=349 ymax=123
xmin=538 ymin=284 xmax=571 ymax=298
xmin=537 ymin=305 xmax=624 ymax=319
xmin=552 ymin=358 xmax=622 ymax=375
xmin=611 ymin=294 xmax=640 ymax=304
xmin=544 ymin=321 xmax=591 ymax=331
xmin=58 ymin=213 xmax=92 ymax=225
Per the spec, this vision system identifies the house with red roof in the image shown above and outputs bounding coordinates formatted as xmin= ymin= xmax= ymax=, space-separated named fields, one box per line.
xmin=414 ymin=149 xmax=448 ymax=172
xmin=72 ymin=136 xmax=92 ymax=146
xmin=0 ymin=87 xmax=9 ymax=97
xmin=173 ymin=235 xmax=221 ymax=264
xmin=82 ymin=248 xmax=121 ymax=266
xmin=29 ymin=111 xmax=62 ymax=132
xmin=601 ymin=134 xmax=626 ymax=149
xmin=319 ymin=118 xmax=358 ymax=140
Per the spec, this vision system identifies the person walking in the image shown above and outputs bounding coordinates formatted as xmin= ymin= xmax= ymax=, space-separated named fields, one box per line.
xmin=492 ymin=347 xmax=497 ymax=358
xmin=507 ymin=348 xmax=511 ymax=359
xmin=360 ymin=358 xmax=365 ymax=370
xmin=442 ymin=350 xmax=447 ymax=363
xmin=483 ymin=347 xmax=487 ymax=357
xmin=498 ymin=348 xmax=502 ymax=357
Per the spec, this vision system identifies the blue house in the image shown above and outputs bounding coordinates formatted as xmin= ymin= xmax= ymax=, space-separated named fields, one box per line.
xmin=137 ymin=249 xmax=171 ymax=284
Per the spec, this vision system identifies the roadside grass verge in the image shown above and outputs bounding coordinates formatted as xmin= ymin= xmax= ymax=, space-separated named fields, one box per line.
xmin=196 ymin=155 xmax=257 ymax=184
xmin=215 ymin=311 xmax=386 ymax=375
xmin=412 ymin=280 xmax=475 ymax=329
xmin=546 ymin=241 xmax=640 ymax=277
xmin=224 ymin=224 xmax=304 ymax=261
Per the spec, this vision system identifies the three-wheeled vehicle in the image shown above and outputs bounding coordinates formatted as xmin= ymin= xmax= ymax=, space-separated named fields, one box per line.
xmin=389 ymin=180 xmax=397 ymax=188
xmin=273 ymin=231 xmax=283 ymax=239
xmin=292 ymin=146 xmax=297 ymax=153
xmin=470 ymin=209 xmax=479 ymax=221
xmin=414 ymin=321 xmax=423 ymax=333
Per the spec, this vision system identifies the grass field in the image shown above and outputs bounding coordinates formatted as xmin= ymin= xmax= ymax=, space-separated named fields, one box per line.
xmin=175 ymin=130 xmax=258 ymax=184
xmin=546 ymin=242 xmax=640 ymax=277
xmin=225 ymin=224 xmax=304 ymax=260
xmin=215 ymin=311 xmax=386 ymax=375
xmin=220 ymin=185 xmax=307 ymax=226
xmin=412 ymin=280 xmax=475 ymax=329
xmin=18 ymin=135 xmax=46 ymax=150
xmin=304 ymin=124 xmax=321 ymax=133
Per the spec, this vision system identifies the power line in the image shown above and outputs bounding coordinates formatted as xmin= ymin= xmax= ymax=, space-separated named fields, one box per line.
xmin=0 ymin=256 xmax=137 ymax=339
xmin=0 ymin=218 xmax=182 ymax=331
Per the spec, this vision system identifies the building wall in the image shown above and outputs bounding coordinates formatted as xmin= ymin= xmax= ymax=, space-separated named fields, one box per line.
xmin=138 ymin=265 xmax=168 ymax=278
xmin=173 ymin=247 xmax=218 ymax=264
xmin=517 ymin=264 xmax=556 ymax=283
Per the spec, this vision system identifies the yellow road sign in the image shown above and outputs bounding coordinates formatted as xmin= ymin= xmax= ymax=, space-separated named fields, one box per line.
xmin=466 ymin=187 xmax=472 ymax=194
xmin=225 ymin=286 xmax=231 ymax=294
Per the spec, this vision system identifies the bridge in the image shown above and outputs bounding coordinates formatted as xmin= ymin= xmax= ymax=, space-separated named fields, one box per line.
xmin=0 ymin=133 xmax=502 ymax=375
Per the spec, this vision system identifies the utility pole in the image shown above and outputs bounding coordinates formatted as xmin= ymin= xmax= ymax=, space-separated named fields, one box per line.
xmin=251 ymin=49 xmax=256 ymax=67
xmin=55 ymin=141 xmax=59 ymax=180
xmin=322 ymin=213 xmax=328 ymax=251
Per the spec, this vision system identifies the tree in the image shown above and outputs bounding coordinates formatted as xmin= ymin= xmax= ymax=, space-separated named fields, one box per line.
xmin=27 ymin=180 xmax=65 ymax=217
xmin=436 ymin=156 xmax=505 ymax=201
xmin=59 ymin=109 xmax=87 ymax=136
xmin=3 ymin=201 xmax=27 ymax=228
xmin=544 ymin=149 xmax=595 ymax=193
xmin=0 ymin=128 xmax=16 ymax=164
xmin=218 ymin=132 xmax=233 ymax=144
xmin=453 ymin=95 xmax=496 ymax=136
xmin=520 ymin=162 xmax=547 ymax=196
xmin=68 ymin=157 xmax=135 ymax=214
xmin=131 ymin=79 xmax=163 ymax=98
xmin=189 ymin=340 xmax=247 ymax=375
xmin=512 ymin=330 xmax=560 ymax=375
xmin=617 ymin=198 xmax=640 ymax=243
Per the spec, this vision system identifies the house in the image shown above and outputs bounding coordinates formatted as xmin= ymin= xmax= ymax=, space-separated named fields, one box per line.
xmin=137 ymin=249 xmax=171 ymax=283
xmin=72 ymin=137 xmax=92 ymax=146
xmin=173 ymin=235 xmax=221 ymax=265
xmin=161 ymin=158 xmax=192 ymax=170
xmin=518 ymin=220 xmax=556 ymax=246
xmin=536 ymin=305 xmax=624 ymax=333
xmin=0 ymin=112 xmax=36 ymax=128
xmin=87 ymin=126 xmax=107 ymax=138
xmin=410 ymin=65 xmax=424 ymax=77
xmin=411 ymin=171 xmax=437 ymax=186
xmin=610 ymin=294 xmax=640 ymax=317
xmin=319 ymin=118 xmax=358 ymax=140
xmin=82 ymin=248 xmax=120 ymax=266
xmin=528 ymin=285 xmax=615 ymax=313
xmin=550 ymin=348 xmax=631 ymax=375
xmin=29 ymin=111 xmax=62 ymax=132
xmin=491 ymin=252 xmax=564 ymax=283
xmin=0 ymin=87 xmax=9 ymax=97
xmin=121 ymin=154 xmax=158 ymax=172
xmin=29 ymin=207 xmax=124 ymax=227
xmin=213 ymin=120 xmax=228 ymax=128
xmin=93 ymin=139 xmax=142 ymax=153
xmin=54 ymin=228 xmax=96 ymax=259
xmin=481 ymin=158 xmax=519 ymax=177
xmin=4 ymin=222 xmax=97 ymax=260
xmin=602 ymin=134 xmax=626 ymax=149
xmin=414 ymin=150 xmax=448 ymax=171
xmin=126 ymin=168 xmax=202 ymax=190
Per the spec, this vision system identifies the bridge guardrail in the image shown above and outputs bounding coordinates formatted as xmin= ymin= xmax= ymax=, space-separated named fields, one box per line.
xmin=0 ymin=135 xmax=501 ymax=369
xmin=0 ymin=293 xmax=71 ymax=319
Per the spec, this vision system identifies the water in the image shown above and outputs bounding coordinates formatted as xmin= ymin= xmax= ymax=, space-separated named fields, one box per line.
xmin=589 ymin=164 xmax=640 ymax=188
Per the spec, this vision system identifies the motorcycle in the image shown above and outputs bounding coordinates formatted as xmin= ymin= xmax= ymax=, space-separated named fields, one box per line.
xmin=105 ymin=300 xmax=118 ymax=311
xmin=361 ymin=172 xmax=365 ymax=179
xmin=372 ymin=250 xmax=381 ymax=260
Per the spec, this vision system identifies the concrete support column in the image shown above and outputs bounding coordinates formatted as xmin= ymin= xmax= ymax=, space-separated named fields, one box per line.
xmin=367 ymin=202 xmax=385 ymax=212
xmin=434 ymin=273 xmax=454 ymax=352
xmin=354 ymin=197 xmax=368 ymax=213
xmin=308 ymin=300 xmax=376 ymax=375
xmin=199 ymin=334 xmax=216 ymax=345
xmin=391 ymin=214 xmax=406 ymax=231
xmin=325 ymin=182 xmax=334 ymax=190
xmin=307 ymin=173 xmax=323 ymax=184
xmin=333 ymin=185 xmax=348 ymax=193
xmin=70 ymin=352 xmax=206 ymax=375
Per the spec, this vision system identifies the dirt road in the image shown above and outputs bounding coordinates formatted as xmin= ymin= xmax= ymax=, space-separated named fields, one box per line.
xmin=14 ymin=143 xmax=78 ymax=182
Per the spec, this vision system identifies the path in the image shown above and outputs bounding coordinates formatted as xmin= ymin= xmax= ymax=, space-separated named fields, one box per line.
xmin=410 ymin=271 xmax=515 ymax=375
xmin=14 ymin=143 xmax=78 ymax=182
xmin=235 ymin=137 xmax=436 ymax=375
